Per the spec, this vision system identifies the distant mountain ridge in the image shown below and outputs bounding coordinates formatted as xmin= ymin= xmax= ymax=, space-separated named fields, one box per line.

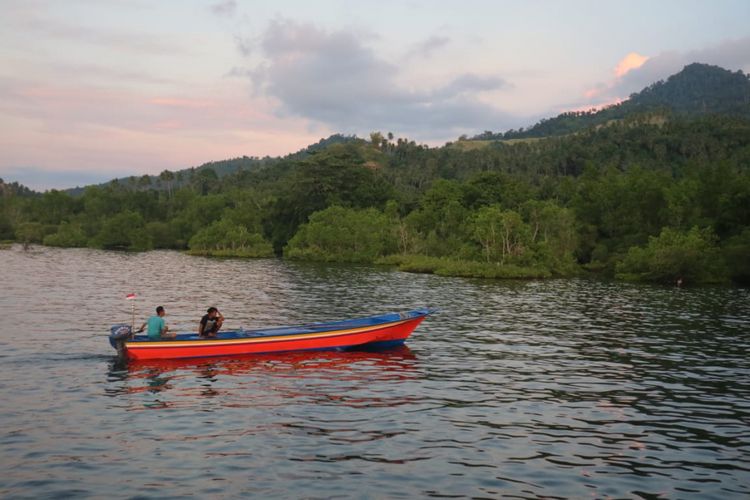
xmin=5 ymin=63 xmax=749 ymax=195
xmin=63 ymin=133 xmax=361 ymax=195
xmin=473 ymin=63 xmax=750 ymax=141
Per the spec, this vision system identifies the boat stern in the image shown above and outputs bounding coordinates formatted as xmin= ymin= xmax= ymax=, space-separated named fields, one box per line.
xmin=109 ymin=324 xmax=132 ymax=352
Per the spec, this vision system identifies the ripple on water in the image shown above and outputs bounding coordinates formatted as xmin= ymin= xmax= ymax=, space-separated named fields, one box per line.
xmin=0 ymin=247 xmax=749 ymax=498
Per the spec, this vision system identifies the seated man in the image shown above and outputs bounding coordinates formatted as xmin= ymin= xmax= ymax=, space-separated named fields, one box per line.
xmin=199 ymin=307 xmax=224 ymax=338
xmin=137 ymin=306 xmax=175 ymax=340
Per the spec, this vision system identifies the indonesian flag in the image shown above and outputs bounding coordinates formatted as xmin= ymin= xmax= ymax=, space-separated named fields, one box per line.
xmin=126 ymin=293 xmax=137 ymax=300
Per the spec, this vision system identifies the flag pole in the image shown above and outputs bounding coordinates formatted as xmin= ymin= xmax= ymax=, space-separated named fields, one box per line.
xmin=126 ymin=293 xmax=137 ymax=332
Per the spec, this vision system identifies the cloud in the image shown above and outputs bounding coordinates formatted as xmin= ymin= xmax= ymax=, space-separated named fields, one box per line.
xmin=431 ymin=74 xmax=510 ymax=99
xmin=234 ymin=34 xmax=254 ymax=57
xmin=242 ymin=19 xmax=516 ymax=140
xmin=407 ymin=35 xmax=451 ymax=59
xmin=16 ymin=10 xmax=182 ymax=54
xmin=149 ymin=97 xmax=214 ymax=109
xmin=614 ymin=52 xmax=649 ymax=78
xmin=615 ymin=37 xmax=750 ymax=95
xmin=211 ymin=1 xmax=237 ymax=17
xmin=582 ymin=37 xmax=750 ymax=107
xmin=0 ymin=76 xmax=325 ymax=189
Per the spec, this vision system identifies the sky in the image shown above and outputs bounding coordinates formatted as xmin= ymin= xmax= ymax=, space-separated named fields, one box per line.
xmin=1 ymin=0 xmax=749 ymax=190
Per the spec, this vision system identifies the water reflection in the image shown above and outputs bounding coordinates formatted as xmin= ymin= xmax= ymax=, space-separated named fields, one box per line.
xmin=117 ymin=345 xmax=416 ymax=376
xmin=106 ymin=347 xmax=420 ymax=411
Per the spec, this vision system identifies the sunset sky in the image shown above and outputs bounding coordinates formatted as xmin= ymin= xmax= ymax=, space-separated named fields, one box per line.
xmin=1 ymin=0 xmax=749 ymax=190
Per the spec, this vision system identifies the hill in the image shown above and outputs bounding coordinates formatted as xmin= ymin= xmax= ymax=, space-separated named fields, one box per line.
xmin=0 ymin=178 xmax=35 ymax=197
xmin=56 ymin=63 xmax=750 ymax=194
xmin=64 ymin=133 xmax=361 ymax=196
xmin=474 ymin=63 xmax=750 ymax=141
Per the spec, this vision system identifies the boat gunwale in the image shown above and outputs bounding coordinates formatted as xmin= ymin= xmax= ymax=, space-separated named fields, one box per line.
xmin=124 ymin=308 xmax=435 ymax=348
xmin=126 ymin=317 xmax=418 ymax=349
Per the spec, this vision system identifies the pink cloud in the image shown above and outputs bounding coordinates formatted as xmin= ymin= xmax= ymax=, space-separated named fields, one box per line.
xmin=614 ymin=52 xmax=650 ymax=77
xmin=0 ymin=78 xmax=327 ymax=183
xmin=581 ymin=52 xmax=650 ymax=103
xmin=149 ymin=97 xmax=214 ymax=109
xmin=579 ymin=37 xmax=750 ymax=111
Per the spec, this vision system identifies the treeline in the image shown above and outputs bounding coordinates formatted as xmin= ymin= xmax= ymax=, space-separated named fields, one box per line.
xmin=1 ymin=114 xmax=749 ymax=285
xmin=475 ymin=63 xmax=750 ymax=140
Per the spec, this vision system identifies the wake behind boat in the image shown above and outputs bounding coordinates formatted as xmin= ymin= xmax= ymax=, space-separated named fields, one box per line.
xmin=110 ymin=308 xmax=434 ymax=361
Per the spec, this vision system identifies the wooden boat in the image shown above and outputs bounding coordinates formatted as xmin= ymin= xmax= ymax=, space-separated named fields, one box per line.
xmin=109 ymin=308 xmax=433 ymax=361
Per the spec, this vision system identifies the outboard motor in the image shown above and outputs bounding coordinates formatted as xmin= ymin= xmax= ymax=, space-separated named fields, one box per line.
xmin=109 ymin=324 xmax=132 ymax=358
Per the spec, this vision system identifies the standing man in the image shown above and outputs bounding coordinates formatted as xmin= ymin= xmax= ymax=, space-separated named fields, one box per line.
xmin=137 ymin=306 xmax=175 ymax=340
xmin=199 ymin=307 xmax=224 ymax=338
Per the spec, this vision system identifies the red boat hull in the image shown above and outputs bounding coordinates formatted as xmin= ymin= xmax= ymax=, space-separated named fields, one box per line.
xmin=122 ymin=315 xmax=426 ymax=361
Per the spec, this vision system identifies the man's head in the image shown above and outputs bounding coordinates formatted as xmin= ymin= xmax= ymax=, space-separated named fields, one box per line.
xmin=156 ymin=306 xmax=165 ymax=316
xmin=207 ymin=307 xmax=217 ymax=317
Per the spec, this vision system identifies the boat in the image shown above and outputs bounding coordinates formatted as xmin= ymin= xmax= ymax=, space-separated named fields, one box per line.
xmin=109 ymin=308 xmax=434 ymax=361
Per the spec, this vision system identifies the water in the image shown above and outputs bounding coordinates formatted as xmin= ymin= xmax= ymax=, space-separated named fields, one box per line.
xmin=1 ymin=246 xmax=749 ymax=499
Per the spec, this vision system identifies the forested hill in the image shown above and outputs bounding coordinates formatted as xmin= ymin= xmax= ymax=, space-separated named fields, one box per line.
xmin=3 ymin=113 xmax=750 ymax=285
xmin=474 ymin=63 xmax=750 ymax=140
xmin=64 ymin=133 xmax=362 ymax=196
xmin=2 ymin=62 xmax=750 ymax=285
xmin=60 ymin=63 xmax=749 ymax=195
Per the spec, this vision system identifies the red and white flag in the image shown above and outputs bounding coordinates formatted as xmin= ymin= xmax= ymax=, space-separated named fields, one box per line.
xmin=126 ymin=293 xmax=137 ymax=300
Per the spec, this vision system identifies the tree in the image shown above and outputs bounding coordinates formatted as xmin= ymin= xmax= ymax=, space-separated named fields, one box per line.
xmin=15 ymin=222 xmax=54 ymax=244
xmin=44 ymin=222 xmax=87 ymax=247
xmin=268 ymin=144 xmax=394 ymax=251
xmin=191 ymin=168 xmax=219 ymax=195
xmin=138 ymin=174 xmax=152 ymax=191
xmin=521 ymin=200 xmax=579 ymax=273
xmin=29 ymin=190 xmax=79 ymax=225
xmin=285 ymin=206 xmax=393 ymax=263
xmin=92 ymin=211 xmax=151 ymax=251
xmin=370 ymin=131 xmax=384 ymax=149
xmin=721 ymin=228 xmax=750 ymax=284
xmin=0 ymin=217 xmax=13 ymax=240
xmin=188 ymin=218 xmax=273 ymax=257
xmin=159 ymin=170 xmax=175 ymax=198
xmin=406 ymin=180 xmax=471 ymax=257
xmin=384 ymin=200 xmax=415 ymax=254
xmin=616 ymin=226 xmax=728 ymax=284
xmin=472 ymin=206 xmax=531 ymax=264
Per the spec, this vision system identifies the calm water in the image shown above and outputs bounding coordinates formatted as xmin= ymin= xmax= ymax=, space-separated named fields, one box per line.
xmin=1 ymin=246 xmax=749 ymax=499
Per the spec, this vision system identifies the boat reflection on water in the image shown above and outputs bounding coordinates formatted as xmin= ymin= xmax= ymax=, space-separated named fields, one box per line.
xmin=106 ymin=346 xmax=420 ymax=410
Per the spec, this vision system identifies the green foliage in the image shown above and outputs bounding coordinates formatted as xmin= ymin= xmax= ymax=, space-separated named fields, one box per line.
xmin=285 ymin=206 xmax=394 ymax=263
xmin=144 ymin=221 xmax=180 ymax=249
xmin=191 ymin=167 xmax=219 ymax=195
xmin=0 ymin=212 xmax=13 ymax=240
xmin=521 ymin=200 xmax=579 ymax=275
xmin=722 ymin=228 xmax=750 ymax=284
xmin=390 ymin=255 xmax=551 ymax=279
xmin=188 ymin=218 xmax=273 ymax=258
xmin=15 ymin=222 xmax=56 ymax=243
xmin=2 ymin=87 xmax=748 ymax=286
xmin=43 ymin=222 xmax=87 ymax=247
xmin=28 ymin=190 xmax=80 ymax=225
xmin=268 ymin=144 xmax=394 ymax=251
xmin=616 ymin=226 xmax=728 ymax=284
xmin=92 ymin=211 xmax=151 ymax=251
xmin=404 ymin=180 xmax=472 ymax=257
xmin=472 ymin=206 xmax=531 ymax=264
xmin=477 ymin=63 xmax=750 ymax=140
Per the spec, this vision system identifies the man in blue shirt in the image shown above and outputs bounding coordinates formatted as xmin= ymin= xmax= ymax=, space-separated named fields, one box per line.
xmin=137 ymin=306 xmax=175 ymax=340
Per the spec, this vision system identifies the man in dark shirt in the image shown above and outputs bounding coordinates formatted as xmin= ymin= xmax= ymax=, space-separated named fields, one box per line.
xmin=199 ymin=307 xmax=224 ymax=338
